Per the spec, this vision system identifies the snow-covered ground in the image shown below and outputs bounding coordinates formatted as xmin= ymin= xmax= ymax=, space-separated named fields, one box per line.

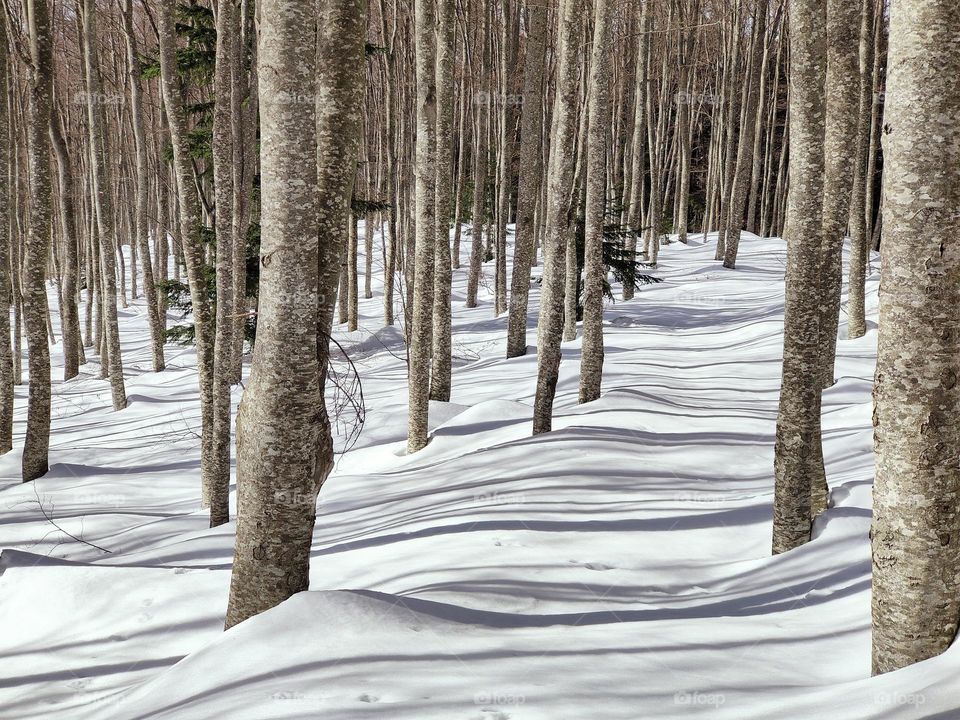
xmin=0 ymin=231 xmax=956 ymax=719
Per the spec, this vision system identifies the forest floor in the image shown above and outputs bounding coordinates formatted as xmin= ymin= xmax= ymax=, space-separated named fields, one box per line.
xmin=0 ymin=231 xmax=956 ymax=719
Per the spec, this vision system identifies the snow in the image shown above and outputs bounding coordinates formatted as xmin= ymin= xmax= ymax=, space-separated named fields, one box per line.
xmin=0 ymin=231 xmax=955 ymax=719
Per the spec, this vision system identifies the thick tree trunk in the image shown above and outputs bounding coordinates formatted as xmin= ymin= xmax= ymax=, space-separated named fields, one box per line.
xmin=871 ymin=0 xmax=960 ymax=675
xmin=225 ymin=0 xmax=322 ymax=627
xmin=772 ymin=0 xmax=828 ymax=554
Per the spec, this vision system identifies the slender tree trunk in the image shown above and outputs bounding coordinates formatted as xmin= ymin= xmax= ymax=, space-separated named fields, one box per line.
xmin=817 ymin=0 xmax=860 ymax=387
xmin=121 ymin=0 xmax=165 ymax=375
xmin=81 ymin=0 xmax=126 ymax=411
xmin=0 ymin=10 xmax=13 ymax=453
xmin=157 ymin=0 xmax=215 ymax=508
xmin=430 ymin=0 xmax=455 ymax=402
xmin=505 ymin=0 xmax=547 ymax=358
xmin=871 ymin=0 xmax=960 ymax=676
xmin=846 ymin=0 xmax=876 ymax=340
xmin=578 ymin=0 xmax=614 ymax=404
xmin=532 ymin=0 xmax=583 ymax=435
xmin=772 ymin=0 xmax=828 ymax=553
xmin=21 ymin=0 xmax=54 ymax=482
xmin=408 ymin=0 xmax=438 ymax=452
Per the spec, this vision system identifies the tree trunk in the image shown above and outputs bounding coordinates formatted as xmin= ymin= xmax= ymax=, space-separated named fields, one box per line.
xmin=532 ymin=0 xmax=583 ymax=435
xmin=157 ymin=0 xmax=215 ymax=509
xmin=505 ymin=0 xmax=547 ymax=358
xmin=408 ymin=0 xmax=438 ymax=453
xmin=21 ymin=0 xmax=54 ymax=482
xmin=578 ymin=0 xmax=614 ymax=404
xmin=871 ymin=0 xmax=960 ymax=675
xmin=771 ymin=0 xmax=828 ymax=553
xmin=0 ymin=10 xmax=14 ymax=453
xmin=845 ymin=0 xmax=876 ymax=340
xmin=817 ymin=0 xmax=860 ymax=387
xmin=81 ymin=0 xmax=126 ymax=411
xmin=430 ymin=0 xmax=455 ymax=402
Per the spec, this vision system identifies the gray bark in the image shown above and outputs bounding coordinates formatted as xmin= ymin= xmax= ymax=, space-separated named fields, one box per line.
xmin=772 ymin=0 xmax=828 ymax=553
xmin=871 ymin=0 xmax=960 ymax=675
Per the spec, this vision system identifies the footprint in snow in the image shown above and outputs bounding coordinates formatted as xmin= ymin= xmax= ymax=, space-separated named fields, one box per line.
xmin=358 ymin=693 xmax=380 ymax=703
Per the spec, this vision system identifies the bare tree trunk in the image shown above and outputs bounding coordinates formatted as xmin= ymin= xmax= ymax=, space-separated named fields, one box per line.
xmin=208 ymin=0 xmax=239 ymax=527
xmin=408 ymin=0 xmax=438 ymax=452
xmin=578 ymin=0 xmax=614 ymax=404
xmin=532 ymin=0 xmax=583 ymax=435
xmin=157 ymin=0 xmax=215 ymax=508
xmin=226 ymin=0 xmax=321 ymax=628
xmin=624 ymin=0 xmax=651 ymax=300
xmin=772 ymin=0 xmax=828 ymax=553
xmin=121 ymin=0 xmax=165 ymax=375
xmin=81 ymin=0 xmax=126 ymax=411
xmin=846 ymin=0 xmax=876 ymax=340
xmin=0 ymin=10 xmax=13 ymax=453
xmin=430 ymin=0 xmax=455 ymax=402
xmin=505 ymin=0 xmax=547 ymax=358
xmin=21 ymin=0 xmax=54 ymax=481
xmin=871 ymin=0 xmax=960 ymax=676
xmin=817 ymin=0 xmax=860 ymax=387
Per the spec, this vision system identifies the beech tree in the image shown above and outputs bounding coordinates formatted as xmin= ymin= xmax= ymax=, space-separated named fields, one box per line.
xmin=870 ymin=0 xmax=960 ymax=675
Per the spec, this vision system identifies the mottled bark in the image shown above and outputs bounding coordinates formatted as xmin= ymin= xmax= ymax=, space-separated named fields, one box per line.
xmin=48 ymin=118 xmax=82 ymax=381
xmin=408 ymin=0 xmax=437 ymax=453
xmin=209 ymin=0 xmax=239 ymax=527
xmin=624 ymin=0 xmax=651 ymax=300
xmin=845 ymin=0 xmax=875 ymax=340
xmin=121 ymin=0 xmax=165 ymax=375
xmin=21 ymin=0 xmax=53 ymax=482
xmin=817 ymin=0 xmax=860 ymax=387
xmin=430 ymin=0 xmax=455 ymax=402
xmin=157 ymin=0 xmax=215 ymax=507
xmin=505 ymin=0 xmax=547 ymax=358
xmin=532 ymin=0 xmax=583 ymax=435
xmin=81 ymin=0 xmax=126 ymax=411
xmin=0 ymin=10 xmax=13 ymax=453
xmin=871 ymin=0 xmax=960 ymax=675
xmin=578 ymin=0 xmax=614 ymax=404
xmin=225 ymin=0 xmax=322 ymax=628
xmin=772 ymin=0 xmax=827 ymax=553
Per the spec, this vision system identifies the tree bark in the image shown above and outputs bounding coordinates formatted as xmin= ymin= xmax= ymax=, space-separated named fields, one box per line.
xmin=772 ymin=0 xmax=828 ymax=553
xmin=871 ymin=0 xmax=960 ymax=675
xmin=532 ymin=0 xmax=583 ymax=435
xmin=578 ymin=0 xmax=614 ymax=404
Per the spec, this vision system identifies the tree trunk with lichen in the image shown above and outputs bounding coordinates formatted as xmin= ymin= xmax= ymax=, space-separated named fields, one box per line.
xmin=772 ymin=0 xmax=828 ymax=554
xmin=870 ymin=0 xmax=960 ymax=676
